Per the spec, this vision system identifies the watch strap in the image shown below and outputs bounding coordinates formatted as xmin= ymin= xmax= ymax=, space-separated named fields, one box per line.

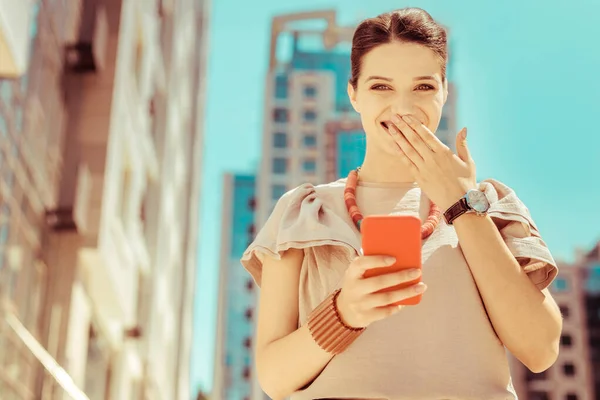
xmin=443 ymin=197 xmax=470 ymax=225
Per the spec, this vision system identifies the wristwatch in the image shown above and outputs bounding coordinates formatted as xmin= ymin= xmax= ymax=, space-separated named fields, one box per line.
xmin=443 ymin=189 xmax=491 ymax=225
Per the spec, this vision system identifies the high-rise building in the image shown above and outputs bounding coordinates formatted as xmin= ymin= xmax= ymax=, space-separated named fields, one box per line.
xmin=257 ymin=10 xmax=358 ymax=230
xmin=510 ymin=242 xmax=600 ymax=400
xmin=0 ymin=0 xmax=209 ymax=399
xmin=213 ymin=174 xmax=257 ymax=400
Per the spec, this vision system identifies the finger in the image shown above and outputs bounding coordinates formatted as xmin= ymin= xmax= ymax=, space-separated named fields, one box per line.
xmin=382 ymin=124 xmax=410 ymax=160
xmin=364 ymin=283 xmax=428 ymax=308
xmin=455 ymin=127 xmax=471 ymax=162
xmin=349 ymin=255 xmax=396 ymax=279
xmin=392 ymin=115 xmax=434 ymax=159
xmin=361 ymin=268 xmax=421 ymax=294
xmin=400 ymin=114 xmax=447 ymax=153
xmin=387 ymin=123 xmax=423 ymax=170
xmin=368 ymin=303 xmax=404 ymax=321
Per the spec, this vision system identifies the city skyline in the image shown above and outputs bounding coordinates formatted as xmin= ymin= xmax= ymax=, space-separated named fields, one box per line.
xmin=192 ymin=0 xmax=600 ymax=395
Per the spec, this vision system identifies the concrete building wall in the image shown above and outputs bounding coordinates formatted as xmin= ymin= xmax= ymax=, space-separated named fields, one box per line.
xmin=0 ymin=0 xmax=209 ymax=398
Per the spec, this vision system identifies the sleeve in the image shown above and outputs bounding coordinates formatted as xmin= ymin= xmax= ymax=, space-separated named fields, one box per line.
xmin=240 ymin=183 xmax=358 ymax=287
xmin=479 ymin=179 xmax=558 ymax=290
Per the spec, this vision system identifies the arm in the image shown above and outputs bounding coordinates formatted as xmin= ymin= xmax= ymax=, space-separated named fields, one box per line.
xmin=453 ymin=213 xmax=562 ymax=372
xmin=255 ymin=248 xmax=333 ymax=400
xmin=384 ymin=106 xmax=561 ymax=372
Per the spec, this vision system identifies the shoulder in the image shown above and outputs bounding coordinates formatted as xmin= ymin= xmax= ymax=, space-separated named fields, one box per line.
xmin=271 ymin=179 xmax=347 ymax=220
xmin=241 ymin=179 xmax=358 ymax=286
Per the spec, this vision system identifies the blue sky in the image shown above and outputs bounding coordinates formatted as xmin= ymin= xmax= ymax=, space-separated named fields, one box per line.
xmin=190 ymin=0 xmax=600 ymax=395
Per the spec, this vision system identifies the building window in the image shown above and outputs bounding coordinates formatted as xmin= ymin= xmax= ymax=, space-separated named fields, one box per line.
xmin=552 ymin=277 xmax=569 ymax=292
xmin=242 ymin=366 xmax=251 ymax=380
xmin=273 ymin=108 xmax=289 ymax=123
xmin=273 ymin=132 xmax=287 ymax=148
xmin=271 ymin=185 xmax=286 ymax=200
xmin=304 ymin=85 xmax=317 ymax=98
xmin=303 ymin=110 xmax=317 ymax=122
xmin=274 ymin=74 xmax=288 ymax=99
xmin=272 ymin=158 xmax=287 ymax=174
xmin=560 ymin=305 xmax=570 ymax=318
xmin=563 ymin=362 xmax=576 ymax=376
xmin=528 ymin=392 xmax=549 ymax=400
xmin=247 ymin=197 xmax=256 ymax=211
xmin=303 ymin=134 xmax=317 ymax=148
xmin=561 ymin=334 xmax=573 ymax=347
xmin=565 ymin=394 xmax=578 ymax=400
xmin=438 ymin=116 xmax=449 ymax=130
xmin=303 ymin=159 xmax=316 ymax=174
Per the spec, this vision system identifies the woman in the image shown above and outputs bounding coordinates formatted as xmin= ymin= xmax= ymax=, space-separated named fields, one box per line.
xmin=241 ymin=7 xmax=562 ymax=400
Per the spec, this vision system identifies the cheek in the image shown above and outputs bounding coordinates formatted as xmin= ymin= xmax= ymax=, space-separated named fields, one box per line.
xmin=421 ymin=94 xmax=445 ymax=129
xmin=356 ymin=97 xmax=384 ymax=120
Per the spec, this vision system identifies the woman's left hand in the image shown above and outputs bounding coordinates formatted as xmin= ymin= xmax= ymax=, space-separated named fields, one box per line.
xmin=388 ymin=114 xmax=478 ymax=211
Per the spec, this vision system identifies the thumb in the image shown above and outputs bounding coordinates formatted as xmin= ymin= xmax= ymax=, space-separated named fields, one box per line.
xmin=456 ymin=127 xmax=471 ymax=162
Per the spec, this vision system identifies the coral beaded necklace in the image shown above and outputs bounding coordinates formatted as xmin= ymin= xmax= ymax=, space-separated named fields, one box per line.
xmin=343 ymin=167 xmax=441 ymax=239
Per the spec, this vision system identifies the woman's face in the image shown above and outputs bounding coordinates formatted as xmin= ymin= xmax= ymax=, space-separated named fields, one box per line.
xmin=348 ymin=41 xmax=447 ymax=154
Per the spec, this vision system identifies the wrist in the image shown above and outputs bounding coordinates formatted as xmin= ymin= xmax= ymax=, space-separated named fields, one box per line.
xmin=335 ymin=289 xmax=365 ymax=329
xmin=443 ymin=186 xmax=491 ymax=225
xmin=307 ymin=289 xmax=365 ymax=355
xmin=440 ymin=184 xmax=478 ymax=212
xmin=439 ymin=193 xmax=466 ymax=213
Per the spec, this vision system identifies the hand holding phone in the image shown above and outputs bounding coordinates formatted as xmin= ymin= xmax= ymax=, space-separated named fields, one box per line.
xmin=335 ymin=215 xmax=426 ymax=328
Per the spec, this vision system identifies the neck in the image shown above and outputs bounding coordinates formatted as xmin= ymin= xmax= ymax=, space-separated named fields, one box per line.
xmin=357 ymin=145 xmax=416 ymax=184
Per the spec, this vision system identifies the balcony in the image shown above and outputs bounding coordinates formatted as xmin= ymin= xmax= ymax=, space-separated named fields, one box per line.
xmin=0 ymin=0 xmax=35 ymax=78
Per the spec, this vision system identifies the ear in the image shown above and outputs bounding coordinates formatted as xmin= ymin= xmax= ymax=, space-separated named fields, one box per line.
xmin=347 ymin=82 xmax=360 ymax=113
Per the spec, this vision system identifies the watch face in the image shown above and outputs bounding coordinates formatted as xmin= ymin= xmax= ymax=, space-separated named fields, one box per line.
xmin=466 ymin=190 xmax=490 ymax=213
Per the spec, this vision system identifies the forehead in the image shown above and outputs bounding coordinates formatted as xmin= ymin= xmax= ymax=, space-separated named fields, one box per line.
xmin=360 ymin=41 xmax=442 ymax=82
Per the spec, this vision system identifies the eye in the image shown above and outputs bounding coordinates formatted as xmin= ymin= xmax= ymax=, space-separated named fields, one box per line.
xmin=415 ymin=84 xmax=436 ymax=91
xmin=371 ymin=84 xmax=391 ymax=91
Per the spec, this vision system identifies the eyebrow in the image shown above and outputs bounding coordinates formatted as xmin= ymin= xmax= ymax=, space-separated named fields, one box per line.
xmin=365 ymin=75 xmax=438 ymax=82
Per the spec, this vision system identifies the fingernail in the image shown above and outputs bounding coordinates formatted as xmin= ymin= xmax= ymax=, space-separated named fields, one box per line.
xmin=414 ymin=283 xmax=427 ymax=293
xmin=385 ymin=256 xmax=396 ymax=264
xmin=391 ymin=114 xmax=401 ymax=124
xmin=402 ymin=115 xmax=414 ymax=123
xmin=359 ymin=248 xmax=364 ymax=256
xmin=409 ymin=269 xmax=421 ymax=278
xmin=463 ymin=128 xmax=468 ymax=139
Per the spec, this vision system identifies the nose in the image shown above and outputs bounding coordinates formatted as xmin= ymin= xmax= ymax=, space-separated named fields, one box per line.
xmin=390 ymin=94 xmax=416 ymax=118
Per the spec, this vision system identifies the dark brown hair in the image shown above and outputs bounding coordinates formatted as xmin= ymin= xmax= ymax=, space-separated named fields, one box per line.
xmin=349 ymin=8 xmax=448 ymax=89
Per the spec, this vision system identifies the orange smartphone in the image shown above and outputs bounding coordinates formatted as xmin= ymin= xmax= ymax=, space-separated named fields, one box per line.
xmin=361 ymin=215 xmax=423 ymax=306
